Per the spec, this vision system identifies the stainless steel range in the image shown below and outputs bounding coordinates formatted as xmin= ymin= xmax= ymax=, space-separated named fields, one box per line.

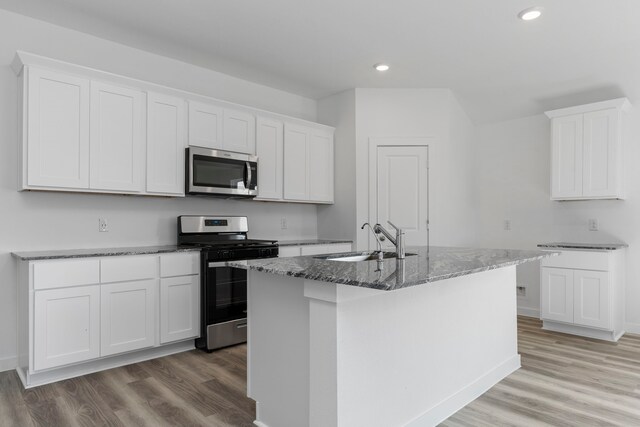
xmin=177 ymin=215 xmax=278 ymax=351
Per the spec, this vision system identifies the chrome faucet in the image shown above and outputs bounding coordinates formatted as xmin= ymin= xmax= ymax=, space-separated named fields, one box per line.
xmin=374 ymin=221 xmax=406 ymax=259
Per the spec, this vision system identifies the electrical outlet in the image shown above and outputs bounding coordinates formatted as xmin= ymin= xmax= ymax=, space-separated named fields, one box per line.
xmin=280 ymin=217 xmax=287 ymax=230
xmin=503 ymin=219 xmax=511 ymax=231
xmin=516 ymin=286 xmax=526 ymax=297
xmin=588 ymin=218 xmax=599 ymax=231
xmin=98 ymin=218 xmax=108 ymax=232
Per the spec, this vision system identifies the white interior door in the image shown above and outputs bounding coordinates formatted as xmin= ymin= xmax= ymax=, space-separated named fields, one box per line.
xmin=374 ymin=145 xmax=429 ymax=249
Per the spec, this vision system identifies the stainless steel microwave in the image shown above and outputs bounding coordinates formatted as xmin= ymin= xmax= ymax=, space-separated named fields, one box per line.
xmin=186 ymin=147 xmax=258 ymax=198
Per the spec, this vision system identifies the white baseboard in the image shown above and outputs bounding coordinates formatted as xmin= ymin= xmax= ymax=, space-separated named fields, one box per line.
xmin=0 ymin=356 xmax=17 ymax=373
xmin=21 ymin=341 xmax=194 ymax=388
xmin=405 ymin=354 xmax=521 ymax=426
xmin=517 ymin=306 xmax=540 ymax=318
xmin=624 ymin=322 xmax=640 ymax=335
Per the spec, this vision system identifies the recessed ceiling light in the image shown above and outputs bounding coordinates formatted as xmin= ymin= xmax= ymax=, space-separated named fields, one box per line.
xmin=374 ymin=63 xmax=390 ymax=72
xmin=518 ymin=7 xmax=542 ymax=21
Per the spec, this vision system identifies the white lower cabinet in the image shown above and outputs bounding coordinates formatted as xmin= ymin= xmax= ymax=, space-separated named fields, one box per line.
xmin=34 ymin=285 xmax=101 ymax=371
xmin=100 ymin=279 xmax=157 ymax=356
xmin=540 ymin=248 xmax=624 ymax=341
xmin=160 ymin=276 xmax=200 ymax=344
xmin=19 ymin=251 xmax=200 ymax=387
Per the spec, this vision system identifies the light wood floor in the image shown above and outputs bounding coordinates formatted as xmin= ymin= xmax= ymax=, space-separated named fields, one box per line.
xmin=1 ymin=317 xmax=640 ymax=426
xmin=442 ymin=316 xmax=640 ymax=426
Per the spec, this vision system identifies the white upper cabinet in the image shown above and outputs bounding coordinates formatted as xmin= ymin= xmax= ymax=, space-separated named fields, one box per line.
xmin=256 ymin=116 xmax=284 ymax=200
xmin=13 ymin=52 xmax=334 ymax=202
xmin=25 ymin=67 xmax=90 ymax=189
xmin=188 ymin=101 xmax=223 ymax=149
xmin=223 ymin=108 xmax=256 ymax=154
xmin=582 ymin=109 xmax=619 ymax=198
xmin=283 ymin=123 xmax=334 ymax=203
xmin=284 ymin=124 xmax=310 ymax=201
xmin=90 ymin=81 xmax=145 ymax=192
xmin=147 ymin=92 xmax=186 ymax=196
xmin=546 ymin=98 xmax=629 ymax=200
xmin=308 ymin=128 xmax=334 ymax=203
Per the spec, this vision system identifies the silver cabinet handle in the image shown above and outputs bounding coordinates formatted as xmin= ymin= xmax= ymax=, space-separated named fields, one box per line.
xmin=208 ymin=261 xmax=228 ymax=268
xmin=236 ymin=323 xmax=247 ymax=329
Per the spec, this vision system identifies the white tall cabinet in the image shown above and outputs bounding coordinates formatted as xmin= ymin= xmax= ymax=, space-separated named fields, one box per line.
xmin=16 ymin=250 xmax=201 ymax=388
xmin=540 ymin=247 xmax=626 ymax=341
xmin=545 ymin=98 xmax=630 ymax=200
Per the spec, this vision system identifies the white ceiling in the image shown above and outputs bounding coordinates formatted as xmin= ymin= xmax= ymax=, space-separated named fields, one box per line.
xmin=2 ymin=0 xmax=640 ymax=124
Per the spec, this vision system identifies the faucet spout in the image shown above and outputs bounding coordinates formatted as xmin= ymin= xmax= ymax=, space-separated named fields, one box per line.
xmin=374 ymin=222 xmax=406 ymax=259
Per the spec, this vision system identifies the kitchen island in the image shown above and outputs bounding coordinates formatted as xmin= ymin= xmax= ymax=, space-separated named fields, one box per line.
xmin=231 ymin=246 xmax=553 ymax=427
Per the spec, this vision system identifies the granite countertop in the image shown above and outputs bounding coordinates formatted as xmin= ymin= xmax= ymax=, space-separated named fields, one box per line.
xmin=230 ymin=246 xmax=555 ymax=291
xmin=538 ymin=242 xmax=628 ymax=251
xmin=12 ymin=245 xmax=201 ymax=261
xmin=277 ymin=239 xmax=353 ymax=247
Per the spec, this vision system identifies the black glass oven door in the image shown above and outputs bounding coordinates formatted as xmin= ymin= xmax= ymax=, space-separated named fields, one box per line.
xmin=206 ymin=263 xmax=247 ymax=324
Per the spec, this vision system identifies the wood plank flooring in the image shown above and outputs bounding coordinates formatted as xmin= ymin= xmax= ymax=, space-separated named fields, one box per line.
xmin=1 ymin=317 xmax=640 ymax=426
xmin=0 ymin=345 xmax=255 ymax=427
xmin=442 ymin=317 xmax=640 ymax=426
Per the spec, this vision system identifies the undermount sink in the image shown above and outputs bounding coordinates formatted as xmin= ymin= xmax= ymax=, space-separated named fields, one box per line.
xmin=316 ymin=251 xmax=417 ymax=262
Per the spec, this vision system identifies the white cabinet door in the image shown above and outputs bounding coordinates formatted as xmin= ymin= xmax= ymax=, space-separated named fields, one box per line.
xmin=223 ymin=108 xmax=256 ymax=154
xmin=147 ymin=92 xmax=186 ymax=195
xmin=583 ymin=109 xmax=618 ymax=198
xmin=101 ymin=280 xmax=156 ymax=356
xmin=34 ymin=285 xmax=100 ymax=370
xmin=551 ymin=114 xmax=583 ymax=199
xmin=308 ymin=129 xmax=334 ymax=203
xmin=160 ymin=276 xmax=200 ymax=343
xmin=573 ymin=270 xmax=610 ymax=329
xmin=541 ymin=267 xmax=574 ymax=323
xmin=283 ymin=124 xmax=310 ymax=201
xmin=256 ymin=117 xmax=284 ymax=200
xmin=90 ymin=82 xmax=145 ymax=192
xmin=26 ymin=68 xmax=90 ymax=189
xmin=188 ymin=101 xmax=223 ymax=149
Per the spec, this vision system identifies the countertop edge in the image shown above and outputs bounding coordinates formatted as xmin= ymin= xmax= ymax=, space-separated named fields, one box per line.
xmin=277 ymin=239 xmax=353 ymax=247
xmin=230 ymin=251 xmax=554 ymax=291
xmin=11 ymin=246 xmax=202 ymax=261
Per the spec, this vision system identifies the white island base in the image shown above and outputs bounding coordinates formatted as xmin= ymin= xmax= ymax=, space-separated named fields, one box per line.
xmin=247 ymin=266 xmax=520 ymax=427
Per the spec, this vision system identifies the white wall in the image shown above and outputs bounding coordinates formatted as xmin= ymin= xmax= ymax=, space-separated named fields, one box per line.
xmin=317 ymin=88 xmax=477 ymax=250
xmin=353 ymin=89 xmax=477 ymax=250
xmin=317 ymin=90 xmax=357 ymax=243
xmin=0 ymin=9 xmax=320 ymax=370
xmin=474 ymin=110 xmax=640 ymax=330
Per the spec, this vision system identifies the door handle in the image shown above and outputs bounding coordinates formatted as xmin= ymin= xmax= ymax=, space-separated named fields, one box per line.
xmin=245 ymin=162 xmax=252 ymax=189
xmin=236 ymin=323 xmax=248 ymax=329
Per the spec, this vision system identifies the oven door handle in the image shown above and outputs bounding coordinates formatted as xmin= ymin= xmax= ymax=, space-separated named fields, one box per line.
xmin=208 ymin=261 xmax=229 ymax=268
xmin=244 ymin=161 xmax=252 ymax=190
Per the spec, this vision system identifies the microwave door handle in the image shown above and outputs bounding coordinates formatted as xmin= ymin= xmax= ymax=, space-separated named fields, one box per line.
xmin=245 ymin=162 xmax=252 ymax=189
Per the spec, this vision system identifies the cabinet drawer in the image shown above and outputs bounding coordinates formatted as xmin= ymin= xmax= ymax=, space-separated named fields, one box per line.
xmin=33 ymin=259 xmax=100 ymax=290
xmin=541 ymin=250 xmax=609 ymax=271
xmin=160 ymin=252 xmax=200 ymax=277
xmin=101 ymin=255 xmax=158 ymax=283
